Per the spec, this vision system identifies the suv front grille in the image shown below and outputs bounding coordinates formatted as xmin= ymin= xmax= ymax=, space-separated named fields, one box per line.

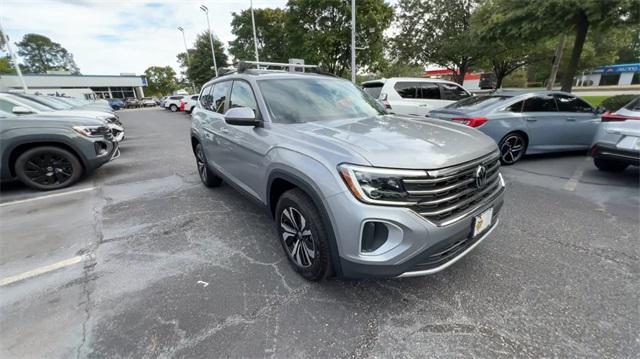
xmin=403 ymin=151 xmax=503 ymax=225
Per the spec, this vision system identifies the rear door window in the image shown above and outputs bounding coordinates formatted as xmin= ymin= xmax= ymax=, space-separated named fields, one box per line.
xmin=418 ymin=83 xmax=440 ymax=99
xmin=362 ymin=83 xmax=384 ymax=98
xmin=506 ymin=101 xmax=524 ymax=113
xmin=440 ymin=83 xmax=470 ymax=101
xmin=393 ymin=82 xmax=418 ymax=99
xmin=522 ymin=96 xmax=558 ymax=112
xmin=553 ymin=94 xmax=593 ymax=113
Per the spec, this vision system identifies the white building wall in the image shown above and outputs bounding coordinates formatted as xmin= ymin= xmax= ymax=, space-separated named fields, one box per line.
xmin=619 ymin=72 xmax=634 ymax=86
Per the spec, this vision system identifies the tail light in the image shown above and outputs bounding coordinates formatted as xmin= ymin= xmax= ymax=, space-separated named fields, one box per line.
xmin=451 ymin=117 xmax=488 ymax=128
xmin=601 ymin=112 xmax=640 ymax=122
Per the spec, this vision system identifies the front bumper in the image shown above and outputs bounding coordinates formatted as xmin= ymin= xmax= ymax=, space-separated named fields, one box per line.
xmin=591 ymin=143 xmax=639 ymax=166
xmin=328 ymin=176 xmax=505 ymax=279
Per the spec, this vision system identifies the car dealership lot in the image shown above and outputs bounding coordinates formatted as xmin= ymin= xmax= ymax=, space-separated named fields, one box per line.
xmin=1 ymin=109 xmax=638 ymax=358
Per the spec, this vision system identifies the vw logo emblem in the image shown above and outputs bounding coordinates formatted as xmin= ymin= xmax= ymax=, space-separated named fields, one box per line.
xmin=474 ymin=165 xmax=487 ymax=188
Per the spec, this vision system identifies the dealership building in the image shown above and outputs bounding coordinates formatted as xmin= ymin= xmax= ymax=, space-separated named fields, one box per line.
xmin=577 ymin=63 xmax=640 ymax=87
xmin=0 ymin=73 xmax=148 ymax=99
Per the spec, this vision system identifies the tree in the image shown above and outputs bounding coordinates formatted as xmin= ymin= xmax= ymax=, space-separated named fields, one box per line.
xmin=286 ymin=0 xmax=393 ymax=77
xmin=144 ymin=66 xmax=178 ymax=96
xmin=229 ymin=7 xmax=289 ymax=62
xmin=16 ymin=33 xmax=80 ymax=74
xmin=477 ymin=0 xmax=639 ymax=92
xmin=393 ymin=0 xmax=482 ymax=85
xmin=177 ymin=31 xmax=228 ymax=89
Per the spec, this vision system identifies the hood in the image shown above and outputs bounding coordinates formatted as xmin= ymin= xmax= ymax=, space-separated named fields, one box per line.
xmin=38 ymin=110 xmax=115 ymax=120
xmin=292 ymin=115 xmax=497 ymax=169
xmin=15 ymin=113 xmax=108 ymax=127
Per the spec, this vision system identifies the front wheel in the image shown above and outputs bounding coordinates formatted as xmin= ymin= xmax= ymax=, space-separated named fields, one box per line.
xmin=594 ymin=158 xmax=628 ymax=172
xmin=499 ymin=132 xmax=527 ymax=165
xmin=15 ymin=146 xmax=83 ymax=191
xmin=170 ymin=104 xmax=178 ymax=112
xmin=275 ymin=189 xmax=333 ymax=281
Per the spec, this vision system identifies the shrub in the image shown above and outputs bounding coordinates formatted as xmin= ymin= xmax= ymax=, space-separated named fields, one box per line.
xmin=599 ymin=95 xmax=639 ymax=111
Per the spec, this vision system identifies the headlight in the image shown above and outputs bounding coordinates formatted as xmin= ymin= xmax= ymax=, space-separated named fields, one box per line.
xmin=73 ymin=125 xmax=107 ymax=137
xmin=337 ymin=164 xmax=426 ymax=205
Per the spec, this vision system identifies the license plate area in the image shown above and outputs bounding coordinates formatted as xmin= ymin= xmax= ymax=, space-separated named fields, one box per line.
xmin=473 ymin=207 xmax=493 ymax=237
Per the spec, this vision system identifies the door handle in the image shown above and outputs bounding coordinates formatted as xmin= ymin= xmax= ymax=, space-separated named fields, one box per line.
xmin=566 ymin=118 xmax=576 ymax=122
xmin=526 ymin=118 xmax=537 ymax=122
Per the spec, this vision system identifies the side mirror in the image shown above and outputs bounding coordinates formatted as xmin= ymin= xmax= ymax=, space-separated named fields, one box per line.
xmin=594 ymin=106 xmax=606 ymax=115
xmin=224 ymin=107 xmax=260 ymax=126
xmin=12 ymin=106 xmax=33 ymax=115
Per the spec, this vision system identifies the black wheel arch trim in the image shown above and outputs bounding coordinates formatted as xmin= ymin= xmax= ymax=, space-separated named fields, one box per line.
xmin=267 ymin=170 xmax=343 ymax=277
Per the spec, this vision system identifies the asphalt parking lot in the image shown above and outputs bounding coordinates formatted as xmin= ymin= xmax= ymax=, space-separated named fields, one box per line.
xmin=1 ymin=108 xmax=638 ymax=358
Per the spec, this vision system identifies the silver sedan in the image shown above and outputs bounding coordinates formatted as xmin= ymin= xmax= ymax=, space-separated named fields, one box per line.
xmin=428 ymin=91 xmax=603 ymax=164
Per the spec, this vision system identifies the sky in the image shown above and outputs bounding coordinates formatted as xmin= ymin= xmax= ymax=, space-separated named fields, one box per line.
xmin=0 ymin=0 xmax=291 ymax=76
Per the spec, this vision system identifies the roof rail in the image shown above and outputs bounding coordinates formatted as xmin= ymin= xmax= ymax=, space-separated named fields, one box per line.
xmin=237 ymin=60 xmax=319 ymax=73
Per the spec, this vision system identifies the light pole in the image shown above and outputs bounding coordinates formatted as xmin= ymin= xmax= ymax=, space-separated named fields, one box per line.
xmin=177 ymin=27 xmax=196 ymax=93
xmin=250 ymin=0 xmax=259 ymax=62
xmin=350 ymin=0 xmax=356 ymax=83
xmin=0 ymin=21 xmax=28 ymax=92
xmin=200 ymin=4 xmax=218 ymax=77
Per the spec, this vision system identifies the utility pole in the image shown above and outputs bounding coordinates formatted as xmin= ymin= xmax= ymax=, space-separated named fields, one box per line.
xmin=350 ymin=0 xmax=356 ymax=83
xmin=0 ymin=22 xmax=28 ymax=92
xmin=547 ymin=33 xmax=566 ymax=90
xmin=200 ymin=4 xmax=218 ymax=77
xmin=250 ymin=0 xmax=259 ymax=63
xmin=177 ymin=27 xmax=196 ymax=93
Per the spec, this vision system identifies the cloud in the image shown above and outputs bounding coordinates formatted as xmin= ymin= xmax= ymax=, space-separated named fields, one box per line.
xmin=1 ymin=0 xmax=287 ymax=76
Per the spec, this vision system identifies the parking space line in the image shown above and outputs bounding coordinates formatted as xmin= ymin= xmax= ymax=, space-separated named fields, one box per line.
xmin=0 ymin=255 xmax=90 ymax=287
xmin=563 ymin=157 xmax=591 ymax=191
xmin=0 ymin=186 xmax=96 ymax=208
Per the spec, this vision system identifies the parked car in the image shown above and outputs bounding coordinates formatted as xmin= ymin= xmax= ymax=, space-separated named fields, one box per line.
xmin=158 ymin=96 xmax=167 ymax=107
xmin=0 ymin=93 xmax=124 ymax=142
xmin=124 ymin=98 xmax=140 ymax=109
xmin=361 ymin=77 xmax=472 ymax=116
xmin=191 ymin=63 xmax=505 ymax=280
xmin=164 ymin=95 xmax=185 ymax=112
xmin=590 ymin=96 xmax=640 ymax=172
xmin=182 ymin=95 xmax=199 ymax=114
xmin=139 ymin=97 xmax=157 ymax=107
xmin=428 ymin=91 xmax=603 ymax=165
xmin=107 ymin=98 xmax=124 ymax=110
xmin=51 ymin=96 xmax=114 ymax=113
xmin=0 ymin=109 xmax=119 ymax=190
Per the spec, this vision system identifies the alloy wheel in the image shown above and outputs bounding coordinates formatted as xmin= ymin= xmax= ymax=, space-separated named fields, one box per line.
xmin=500 ymin=135 xmax=525 ymax=164
xmin=280 ymin=207 xmax=316 ymax=268
xmin=23 ymin=153 xmax=74 ymax=186
xmin=196 ymin=146 xmax=207 ymax=182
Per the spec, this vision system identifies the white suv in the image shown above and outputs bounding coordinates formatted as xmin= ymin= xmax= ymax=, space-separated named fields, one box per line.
xmin=164 ymin=95 xmax=185 ymax=112
xmin=362 ymin=77 xmax=472 ymax=117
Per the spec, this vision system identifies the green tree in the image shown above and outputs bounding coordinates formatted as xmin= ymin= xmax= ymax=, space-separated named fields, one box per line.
xmin=144 ymin=66 xmax=178 ymax=96
xmin=177 ymin=31 xmax=228 ymax=89
xmin=477 ymin=0 xmax=639 ymax=92
xmin=229 ymin=7 xmax=289 ymax=62
xmin=286 ymin=0 xmax=393 ymax=76
xmin=16 ymin=33 xmax=80 ymax=74
xmin=393 ymin=0 xmax=482 ymax=85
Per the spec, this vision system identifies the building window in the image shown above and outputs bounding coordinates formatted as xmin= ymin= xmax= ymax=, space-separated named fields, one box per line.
xmin=599 ymin=73 xmax=621 ymax=86
xmin=632 ymin=72 xmax=640 ymax=85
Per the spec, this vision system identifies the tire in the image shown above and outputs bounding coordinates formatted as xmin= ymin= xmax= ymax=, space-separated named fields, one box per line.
xmin=194 ymin=143 xmax=222 ymax=187
xmin=275 ymin=188 xmax=333 ymax=281
xmin=498 ymin=132 xmax=527 ymax=165
xmin=170 ymin=104 xmax=178 ymax=112
xmin=594 ymin=158 xmax=628 ymax=172
xmin=15 ymin=146 xmax=83 ymax=191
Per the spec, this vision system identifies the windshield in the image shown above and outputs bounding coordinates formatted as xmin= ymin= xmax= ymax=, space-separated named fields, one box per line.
xmin=445 ymin=95 xmax=511 ymax=110
xmin=258 ymin=78 xmax=385 ymax=123
xmin=11 ymin=96 xmax=54 ymax=112
xmin=23 ymin=95 xmax=73 ymax=110
xmin=624 ymin=97 xmax=640 ymax=111
xmin=53 ymin=97 xmax=81 ymax=107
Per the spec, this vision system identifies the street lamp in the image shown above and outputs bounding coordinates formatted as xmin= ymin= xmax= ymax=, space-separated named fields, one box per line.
xmin=350 ymin=0 xmax=356 ymax=83
xmin=177 ymin=26 xmax=196 ymax=93
xmin=250 ymin=0 xmax=259 ymax=62
xmin=200 ymin=4 xmax=218 ymax=77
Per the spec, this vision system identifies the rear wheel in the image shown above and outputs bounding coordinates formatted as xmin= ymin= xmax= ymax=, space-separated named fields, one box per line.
xmin=15 ymin=146 xmax=83 ymax=191
xmin=195 ymin=143 xmax=222 ymax=187
xmin=594 ymin=158 xmax=628 ymax=172
xmin=499 ymin=132 xmax=527 ymax=165
xmin=275 ymin=189 xmax=333 ymax=281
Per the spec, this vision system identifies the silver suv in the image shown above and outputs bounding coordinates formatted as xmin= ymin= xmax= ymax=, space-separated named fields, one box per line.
xmin=190 ymin=63 xmax=505 ymax=280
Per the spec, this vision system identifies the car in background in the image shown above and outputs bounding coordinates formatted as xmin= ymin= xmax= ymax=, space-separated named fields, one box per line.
xmin=362 ymin=77 xmax=472 ymax=117
xmin=428 ymin=91 xmax=602 ymax=165
xmin=164 ymin=95 xmax=185 ymax=112
xmin=139 ymin=97 xmax=157 ymax=107
xmin=590 ymin=96 xmax=640 ymax=172
xmin=181 ymin=95 xmax=199 ymax=114
xmin=53 ymin=96 xmax=113 ymax=113
xmin=158 ymin=96 xmax=167 ymax=107
xmin=124 ymin=98 xmax=140 ymax=109
xmin=108 ymin=98 xmax=125 ymax=110
xmin=0 ymin=109 xmax=119 ymax=190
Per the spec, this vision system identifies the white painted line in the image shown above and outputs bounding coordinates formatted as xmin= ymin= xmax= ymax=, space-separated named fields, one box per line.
xmin=0 ymin=186 xmax=96 ymax=208
xmin=563 ymin=157 xmax=591 ymax=192
xmin=0 ymin=255 xmax=89 ymax=286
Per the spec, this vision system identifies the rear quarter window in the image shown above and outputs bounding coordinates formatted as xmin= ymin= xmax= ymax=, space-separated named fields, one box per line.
xmin=362 ymin=83 xmax=383 ymax=99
